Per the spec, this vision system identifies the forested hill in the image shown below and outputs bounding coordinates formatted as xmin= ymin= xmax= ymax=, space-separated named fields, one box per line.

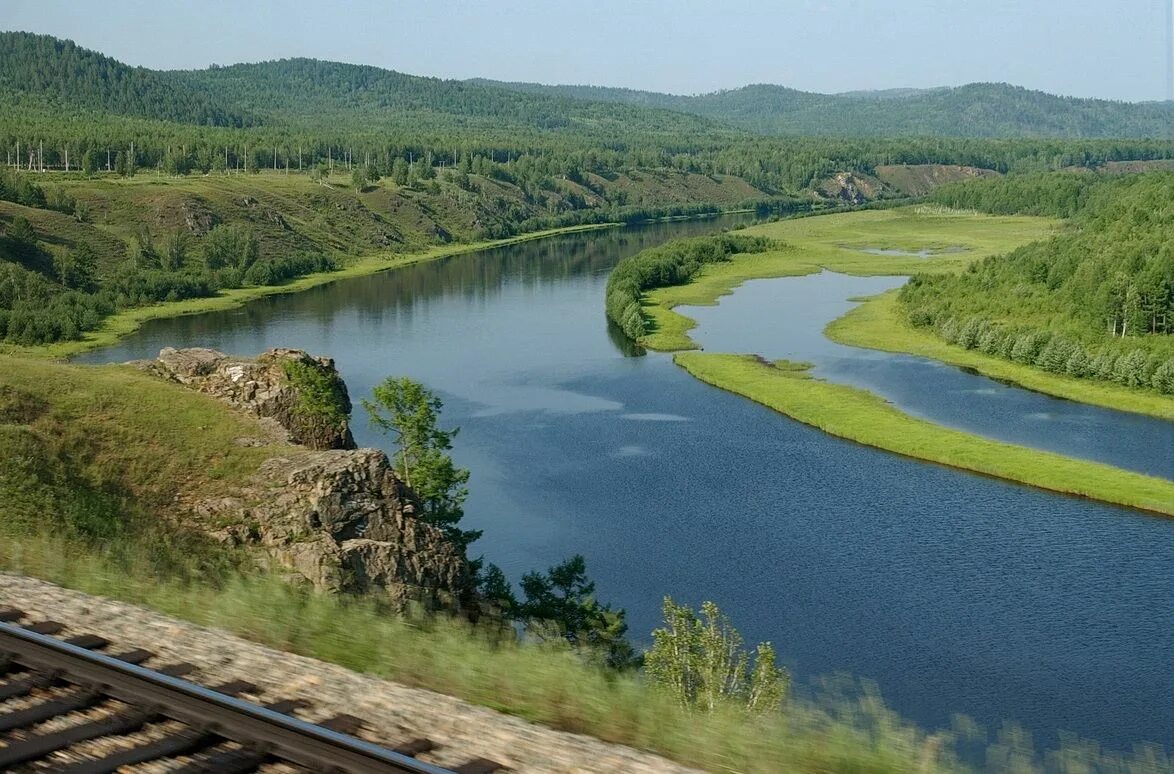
xmin=474 ymin=80 xmax=1174 ymax=139
xmin=4 ymin=31 xmax=1170 ymax=141
xmin=0 ymin=32 xmax=252 ymax=127
xmin=902 ymin=172 xmax=1173 ymax=394
xmin=0 ymin=32 xmax=729 ymax=138
xmin=169 ymin=60 xmax=729 ymax=136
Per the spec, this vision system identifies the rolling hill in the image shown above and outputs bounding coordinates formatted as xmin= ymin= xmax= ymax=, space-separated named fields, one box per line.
xmin=473 ymin=79 xmax=1174 ymax=139
xmin=3 ymin=31 xmax=1170 ymax=140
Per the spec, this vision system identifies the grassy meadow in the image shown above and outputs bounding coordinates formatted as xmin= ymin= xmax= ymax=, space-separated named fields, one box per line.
xmin=641 ymin=206 xmax=1056 ymax=350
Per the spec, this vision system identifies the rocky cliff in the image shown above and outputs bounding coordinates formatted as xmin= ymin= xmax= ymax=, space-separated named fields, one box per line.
xmin=150 ymin=346 xmax=354 ymax=450
xmin=148 ymin=347 xmax=472 ymax=611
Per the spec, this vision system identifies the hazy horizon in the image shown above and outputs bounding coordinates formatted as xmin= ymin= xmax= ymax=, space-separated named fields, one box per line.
xmin=1 ymin=0 xmax=1172 ymax=103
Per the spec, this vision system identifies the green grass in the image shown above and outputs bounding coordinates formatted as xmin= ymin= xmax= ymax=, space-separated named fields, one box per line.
xmin=642 ymin=207 xmax=1055 ymax=351
xmin=827 ymin=291 xmax=1174 ymax=421
xmin=0 ymin=354 xmax=279 ymax=500
xmin=674 ymin=353 xmax=1174 ymax=516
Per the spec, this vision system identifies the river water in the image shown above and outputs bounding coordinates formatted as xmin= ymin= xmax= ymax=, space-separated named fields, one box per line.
xmin=682 ymin=271 xmax=1174 ymax=479
xmin=76 ymin=217 xmax=1174 ymax=754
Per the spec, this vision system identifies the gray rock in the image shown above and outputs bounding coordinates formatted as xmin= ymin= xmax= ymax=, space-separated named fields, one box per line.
xmin=224 ymin=449 xmax=472 ymax=610
xmin=150 ymin=347 xmax=472 ymax=612
xmin=152 ymin=347 xmax=354 ymax=450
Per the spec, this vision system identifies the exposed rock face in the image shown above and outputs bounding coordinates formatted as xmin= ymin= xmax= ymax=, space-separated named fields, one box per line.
xmin=149 ymin=346 xmax=473 ymax=612
xmin=815 ymin=171 xmax=880 ymax=204
xmin=151 ymin=347 xmax=354 ymax=450
xmin=177 ymin=197 xmax=218 ymax=236
xmin=196 ymin=449 xmax=472 ymax=610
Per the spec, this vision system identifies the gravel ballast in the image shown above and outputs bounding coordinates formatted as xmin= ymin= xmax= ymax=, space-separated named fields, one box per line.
xmin=0 ymin=572 xmax=696 ymax=773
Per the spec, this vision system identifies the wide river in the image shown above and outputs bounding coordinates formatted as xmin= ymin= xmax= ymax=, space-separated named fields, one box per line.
xmin=78 ymin=217 xmax=1174 ymax=755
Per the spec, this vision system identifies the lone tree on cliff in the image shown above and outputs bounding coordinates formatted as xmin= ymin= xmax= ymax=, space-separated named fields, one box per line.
xmin=362 ymin=377 xmax=479 ymax=551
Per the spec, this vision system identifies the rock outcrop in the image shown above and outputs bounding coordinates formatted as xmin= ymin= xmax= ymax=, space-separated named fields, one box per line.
xmin=814 ymin=171 xmax=883 ymax=204
xmin=196 ymin=449 xmax=472 ymax=610
xmin=148 ymin=347 xmax=473 ymax=611
xmin=150 ymin=347 xmax=354 ymax=450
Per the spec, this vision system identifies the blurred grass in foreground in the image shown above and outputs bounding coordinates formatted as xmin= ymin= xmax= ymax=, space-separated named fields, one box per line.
xmin=2 ymin=532 xmax=1170 ymax=773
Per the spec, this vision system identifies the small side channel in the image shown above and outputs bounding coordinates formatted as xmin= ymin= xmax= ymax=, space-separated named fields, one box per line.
xmin=680 ymin=270 xmax=1174 ymax=480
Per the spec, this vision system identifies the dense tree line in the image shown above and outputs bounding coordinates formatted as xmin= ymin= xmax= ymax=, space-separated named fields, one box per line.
xmin=2 ymin=32 xmax=1171 ymax=197
xmin=0 ymin=191 xmax=336 ymax=344
xmin=903 ymin=172 xmax=1173 ymax=393
xmin=606 ymin=233 xmax=776 ymax=339
xmin=4 ymin=95 xmax=1170 ymax=195
xmin=928 ymin=170 xmax=1108 ymax=217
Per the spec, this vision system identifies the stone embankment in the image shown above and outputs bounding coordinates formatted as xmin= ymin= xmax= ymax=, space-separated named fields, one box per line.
xmin=147 ymin=347 xmax=472 ymax=610
xmin=1 ymin=573 xmax=695 ymax=774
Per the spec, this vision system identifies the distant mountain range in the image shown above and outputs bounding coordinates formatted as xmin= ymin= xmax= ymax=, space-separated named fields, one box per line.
xmin=0 ymin=31 xmax=1170 ymax=139
xmin=471 ymin=80 xmax=1174 ymax=139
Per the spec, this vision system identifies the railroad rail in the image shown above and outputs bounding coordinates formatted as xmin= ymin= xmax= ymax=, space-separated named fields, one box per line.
xmin=0 ymin=607 xmax=504 ymax=772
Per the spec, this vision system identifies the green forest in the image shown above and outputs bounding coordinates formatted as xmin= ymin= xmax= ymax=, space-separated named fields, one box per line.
xmin=605 ymin=233 xmax=776 ymax=338
xmin=903 ymin=172 xmax=1173 ymax=393
xmin=479 ymin=80 xmax=1174 ymax=139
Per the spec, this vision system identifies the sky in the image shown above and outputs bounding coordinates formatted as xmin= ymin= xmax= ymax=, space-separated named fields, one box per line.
xmin=2 ymin=0 xmax=1172 ymax=102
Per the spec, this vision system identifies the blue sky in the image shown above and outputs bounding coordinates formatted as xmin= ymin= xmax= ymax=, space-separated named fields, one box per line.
xmin=2 ymin=0 xmax=1171 ymax=101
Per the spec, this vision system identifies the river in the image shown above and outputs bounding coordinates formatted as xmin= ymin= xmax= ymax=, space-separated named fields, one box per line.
xmin=76 ymin=216 xmax=1174 ymax=755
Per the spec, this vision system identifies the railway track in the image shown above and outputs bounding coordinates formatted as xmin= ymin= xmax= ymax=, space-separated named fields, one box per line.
xmin=0 ymin=607 xmax=504 ymax=772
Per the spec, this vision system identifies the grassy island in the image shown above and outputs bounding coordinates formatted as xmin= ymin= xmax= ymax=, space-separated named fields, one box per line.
xmin=675 ymin=353 xmax=1174 ymax=515
xmin=615 ymin=207 xmax=1173 ymax=516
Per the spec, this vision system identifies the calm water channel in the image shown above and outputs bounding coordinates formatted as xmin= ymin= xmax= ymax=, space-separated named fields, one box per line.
xmin=682 ymin=271 xmax=1174 ymax=479
xmin=77 ymin=217 xmax=1174 ymax=754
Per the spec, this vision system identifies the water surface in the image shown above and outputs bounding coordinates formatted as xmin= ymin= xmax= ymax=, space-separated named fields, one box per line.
xmin=77 ymin=220 xmax=1174 ymax=754
xmin=683 ymin=271 xmax=1174 ymax=479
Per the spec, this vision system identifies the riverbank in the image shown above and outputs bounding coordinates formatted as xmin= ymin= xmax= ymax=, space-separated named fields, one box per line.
xmin=626 ymin=208 xmax=1173 ymax=514
xmin=826 ymin=291 xmax=1174 ymax=421
xmin=7 ymin=221 xmax=619 ymax=360
xmin=675 ymin=353 xmax=1174 ymax=516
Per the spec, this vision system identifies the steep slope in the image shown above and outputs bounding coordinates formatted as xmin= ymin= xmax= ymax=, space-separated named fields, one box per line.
xmin=477 ymin=79 xmax=1174 ymax=139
